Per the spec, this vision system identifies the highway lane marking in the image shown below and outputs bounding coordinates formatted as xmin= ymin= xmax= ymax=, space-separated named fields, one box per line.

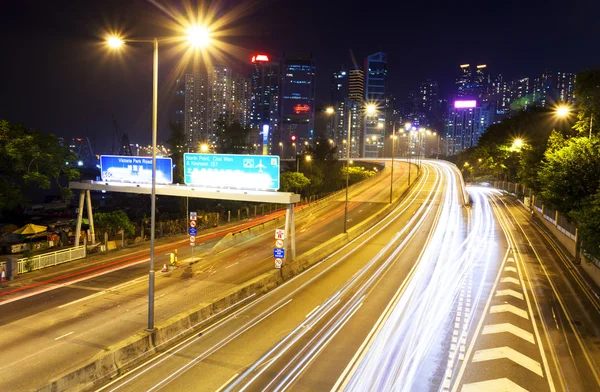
xmin=0 ymin=257 xmax=151 ymax=307
xmin=100 ymin=165 xmax=433 ymax=392
xmin=472 ymin=346 xmax=543 ymax=377
xmin=504 ymin=266 xmax=517 ymax=273
xmin=495 ymin=288 xmax=524 ymax=300
xmin=500 ymin=276 xmax=520 ymax=285
xmin=489 ymin=304 xmax=529 ymax=319
xmin=305 ymin=305 xmax=320 ymax=318
xmin=462 ymin=378 xmax=529 ymax=392
xmin=55 ymin=331 xmax=74 ymax=340
xmin=225 ymin=262 xmax=239 ymax=269
xmin=145 ymin=299 xmax=294 ymax=392
xmin=59 ymin=276 xmax=147 ymax=308
xmin=215 ymin=373 xmax=239 ymax=392
xmin=482 ymin=323 xmax=535 ymax=344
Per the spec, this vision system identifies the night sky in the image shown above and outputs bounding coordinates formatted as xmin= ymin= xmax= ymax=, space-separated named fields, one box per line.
xmin=1 ymin=0 xmax=599 ymax=153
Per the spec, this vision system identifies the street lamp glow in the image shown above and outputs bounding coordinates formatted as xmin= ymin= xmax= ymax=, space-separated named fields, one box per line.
xmin=404 ymin=122 xmax=412 ymax=130
xmin=305 ymin=155 xmax=312 ymax=162
xmin=187 ymin=25 xmax=210 ymax=48
xmin=555 ymin=105 xmax=570 ymax=117
xmin=512 ymin=138 xmax=524 ymax=149
xmin=200 ymin=144 xmax=209 ymax=152
xmin=107 ymin=36 xmax=124 ymax=48
xmin=326 ymin=107 xmax=335 ymax=114
xmin=377 ymin=122 xmax=384 ymax=128
xmin=366 ymin=104 xmax=377 ymax=115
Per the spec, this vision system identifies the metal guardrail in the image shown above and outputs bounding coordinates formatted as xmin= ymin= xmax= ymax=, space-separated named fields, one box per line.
xmin=15 ymin=246 xmax=86 ymax=274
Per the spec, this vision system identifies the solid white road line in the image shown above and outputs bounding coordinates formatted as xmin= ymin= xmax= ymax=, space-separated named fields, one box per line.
xmin=55 ymin=332 xmax=74 ymax=340
xmin=482 ymin=323 xmax=535 ymax=344
xmin=215 ymin=373 xmax=239 ymax=392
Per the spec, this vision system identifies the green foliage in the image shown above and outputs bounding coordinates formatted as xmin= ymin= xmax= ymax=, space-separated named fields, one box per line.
xmin=94 ymin=210 xmax=135 ymax=237
xmin=281 ymin=172 xmax=311 ymax=193
xmin=299 ymin=137 xmax=339 ymax=194
xmin=0 ymin=119 xmax=80 ymax=211
xmin=569 ymin=191 xmax=600 ymax=260
xmin=538 ymin=137 xmax=600 ymax=213
xmin=340 ymin=166 xmax=376 ymax=185
xmin=214 ymin=113 xmax=251 ymax=154
xmin=573 ymin=68 xmax=600 ymax=137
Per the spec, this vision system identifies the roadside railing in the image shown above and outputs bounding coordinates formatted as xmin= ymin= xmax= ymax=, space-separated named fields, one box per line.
xmin=14 ymin=246 xmax=86 ymax=274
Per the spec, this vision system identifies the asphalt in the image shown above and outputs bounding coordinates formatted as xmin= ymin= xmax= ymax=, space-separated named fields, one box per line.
xmin=90 ymin=160 xmax=462 ymax=392
xmin=0 ymin=161 xmax=416 ymax=391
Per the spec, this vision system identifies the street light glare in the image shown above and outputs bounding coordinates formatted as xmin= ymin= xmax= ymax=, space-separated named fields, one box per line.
xmin=187 ymin=25 xmax=210 ymax=48
xmin=305 ymin=155 xmax=312 ymax=162
xmin=513 ymin=138 xmax=524 ymax=148
xmin=326 ymin=107 xmax=335 ymax=114
xmin=366 ymin=104 xmax=377 ymax=115
xmin=556 ymin=105 xmax=570 ymax=117
xmin=200 ymin=144 xmax=209 ymax=152
xmin=107 ymin=36 xmax=124 ymax=48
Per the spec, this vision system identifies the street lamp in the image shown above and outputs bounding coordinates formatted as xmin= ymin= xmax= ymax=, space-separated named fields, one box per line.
xmin=512 ymin=138 xmax=524 ymax=149
xmin=390 ymin=125 xmax=397 ymax=204
xmin=200 ymin=143 xmax=209 ymax=152
xmin=555 ymin=105 xmax=570 ymax=118
xmin=106 ymin=25 xmax=209 ymax=332
xmin=279 ymin=141 xmax=283 ymax=157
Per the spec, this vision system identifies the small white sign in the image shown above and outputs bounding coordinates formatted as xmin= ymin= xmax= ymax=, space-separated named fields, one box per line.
xmin=275 ymin=239 xmax=284 ymax=248
xmin=190 ymin=220 xmax=197 ymax=228
xmin=190 ymin=212 xmax=197 ymax=221
xmin=190 ymin=235 xmax=196 ymax=243
xmin=275 ymin=258 xmax=283 ymax=269
xmin=275 ymin=229 xmax=285 ymax=240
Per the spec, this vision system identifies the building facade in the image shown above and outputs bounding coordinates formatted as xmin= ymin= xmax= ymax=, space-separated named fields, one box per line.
xmin=249 ymin=54 xmax=280 ymax=155
xmin=184 ymin=72 xmax=207 ymax=147
xmin=279 ymin=52 xmax=316 ymax=149
xmin=363 ymin=52 xmax=387 ymax=158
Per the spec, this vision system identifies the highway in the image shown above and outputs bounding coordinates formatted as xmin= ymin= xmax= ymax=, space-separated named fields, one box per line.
xmin=91 ymin=159 xmax=469 ymax=391
xmin=0 ymin=161 xmax=414 ymax=391
xmin=90 ymin=165 xmax=600 ymax=392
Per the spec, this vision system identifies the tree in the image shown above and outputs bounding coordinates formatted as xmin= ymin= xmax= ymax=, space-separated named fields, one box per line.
xmin=340 ymin=166 xmax=376 ymax=185
xmin=0 ymin=119 xmax=80 ymax=211
xmin=214 ymin=113 xmax=251 ymax=154
xmin=281 ymin=172 xmax=310 ymax=193
xmin=300 ymin=137 xmax=339 ymax=193
xmin=93 ymin=210 xmax=135 ymax=239
xmin=573 ymin=67 xmax=600 ymax=137
xmin=538 ymin=137 xmax=600 ymax=214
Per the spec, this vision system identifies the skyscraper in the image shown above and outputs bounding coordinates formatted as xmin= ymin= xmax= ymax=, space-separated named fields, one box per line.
xmin=444 ymin=99 xmax=492 ymax=155
xmin=418 ymin=79 xmax=438 ymax=128
xmin=250 ymin=54 xmax=280 ymax=155
xmin=363 ymin=52 xmax=387 ymax=158
xmin=206 ymin=65 xmax=232 ymax=148
xmin=231 ymin=73 xmax=251 ymax=127
xmin=184 ymin=72 xmax=207 ymax=146
xmin=279 ymin=52 xmax=316 ymax=149
xmin=456 ymin=64 xmax=472 ymax=97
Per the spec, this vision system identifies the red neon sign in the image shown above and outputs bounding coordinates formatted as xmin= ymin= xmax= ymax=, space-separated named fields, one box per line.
xmin=251 ymin=54 xmax=270 ymax=63
xmin=293 ymin=104 xmax=310 ymax=114
xmin=291 ymin=135 xmax=296 ymax=141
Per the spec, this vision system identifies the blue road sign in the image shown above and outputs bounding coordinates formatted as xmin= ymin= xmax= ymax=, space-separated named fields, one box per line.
xmin=274 ymin=248 xmax=285 ymax=258
xmin=100 ymin=155 xmax=173 ymax=184
xmin=184 ymin=153 xmax=280 ymax=191
xmin=189 ymin=227 xmax=197 ymax=236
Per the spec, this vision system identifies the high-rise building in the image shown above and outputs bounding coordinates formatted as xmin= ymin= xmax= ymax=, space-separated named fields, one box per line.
xmin=206 ymin=65 xmax=232 ymax=148
xmin=279 ymin=52 xmax=316 ymax=149
xmin=231 ymin=73 xmax=251 ymax=127
xmin=443 ymin=99 xmax=492 ymax=155
xmin=456 ymin=64 xmax=472 ymax=97
xmin=184 ymin=72 xmax=207 ymax=146
xmin=250 ymin=54 xmax=280 ymax=155
xmin=348 ymin=69 xmax=364 ymax=103
xmin=173 ymin=78 xmax=185 ymax=125
xmin=363 ymin=52 xmax=388 ymax=158
xmin=418 ymin=79 xmax=438 ymax=127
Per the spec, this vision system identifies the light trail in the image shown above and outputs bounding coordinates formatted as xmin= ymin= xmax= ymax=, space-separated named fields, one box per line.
xmin=341 ymin=165 xmax=497 ymax=391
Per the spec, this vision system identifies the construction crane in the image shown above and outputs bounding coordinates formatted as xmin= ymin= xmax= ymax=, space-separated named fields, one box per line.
xmin=112 ymin=115 xmax=133 ymax=156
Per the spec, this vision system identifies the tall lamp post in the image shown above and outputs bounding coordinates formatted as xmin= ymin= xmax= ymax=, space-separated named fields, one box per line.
xmin=389 ymin=124 xmax=396 ymax=204
xmin=344 ymin=103 xmax=377 ymax=233
xmin=106 ymin=26 xmax=209 ymax=331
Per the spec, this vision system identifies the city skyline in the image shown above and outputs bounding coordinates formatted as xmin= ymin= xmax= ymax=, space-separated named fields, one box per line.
xmin=1 ymin=0 xmax=599 ymax=152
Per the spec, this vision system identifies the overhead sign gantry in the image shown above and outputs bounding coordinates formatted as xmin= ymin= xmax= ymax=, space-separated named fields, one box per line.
xmin=70 ymin=154 xmax=299 ymax=265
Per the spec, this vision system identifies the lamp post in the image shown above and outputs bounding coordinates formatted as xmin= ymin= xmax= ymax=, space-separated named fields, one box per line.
xmin=279 ymin=142 xmax=283 ymax=157
xmin=390 ymin=124 xmax=396 ymax=204
xmin=344 ymin=107 xmax=352 ymax=233
xmin=106 ymin=25 xmax=209 ymax=331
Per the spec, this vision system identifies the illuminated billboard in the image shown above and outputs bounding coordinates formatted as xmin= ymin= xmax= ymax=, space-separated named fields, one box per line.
xmin=100 ymin=155 xmax=173 ymax=184
xmin=251 ymin=54 xmax=270 ymax=63
xmin=184 ymin=153 xmax=280 ymax=191
xmin=293 ymin=104 xmax=310 ymax=114
xmin=454 ymin=100 xmax=477 ymax=109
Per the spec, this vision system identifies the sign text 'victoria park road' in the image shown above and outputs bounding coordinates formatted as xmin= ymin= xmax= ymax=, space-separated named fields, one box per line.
xmin=100 ymin=155 xmax=173 ymax=184
xmin=184 ymin=153 xmax=280 ymax=191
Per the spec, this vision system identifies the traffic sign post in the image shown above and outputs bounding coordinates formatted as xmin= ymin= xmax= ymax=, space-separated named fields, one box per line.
xmin=275 ymin=239 xmax=284 ymax=248
xmin=274 ymin=248 xmax=285 ymax=259
xmin=189 ymin=212 xmax=197 ymax=261
xmin=274 ymin=258 xmax=283 ymax=269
